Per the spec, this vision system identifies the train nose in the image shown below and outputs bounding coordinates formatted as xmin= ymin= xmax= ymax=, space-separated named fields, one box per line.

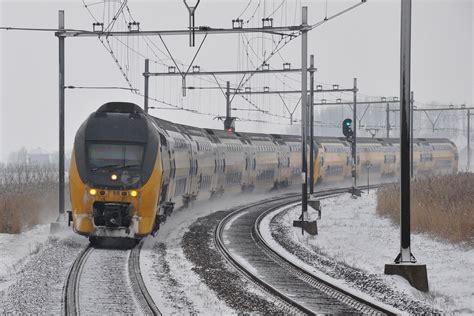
xmin=92 ymin=202 xmax=133 ymax=228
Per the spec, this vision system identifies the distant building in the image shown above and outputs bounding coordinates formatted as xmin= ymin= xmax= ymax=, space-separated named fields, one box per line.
xmin=28 ymin=148 xmax=50 ymax=165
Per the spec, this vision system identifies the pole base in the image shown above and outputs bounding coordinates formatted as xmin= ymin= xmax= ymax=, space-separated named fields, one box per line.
xmin=292 ymin=220 xmax=318 ymax=235
xmin=384 ymin=263 xmax=429 ymax=292
xmin=49 ymin=212 xmax=69 ymax=235
xmin=348 ymin=187 xmax=361 ymax=197
xmin=308 ymin=196 xmax=322 ymax=219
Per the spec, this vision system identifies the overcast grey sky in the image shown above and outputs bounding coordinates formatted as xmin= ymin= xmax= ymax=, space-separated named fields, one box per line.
xmin=0 ymin=0 xmax=472 ymax=161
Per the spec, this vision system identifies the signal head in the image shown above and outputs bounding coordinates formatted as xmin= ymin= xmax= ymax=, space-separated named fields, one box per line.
xmin=342 ymin=118 xmax=353 ymax=138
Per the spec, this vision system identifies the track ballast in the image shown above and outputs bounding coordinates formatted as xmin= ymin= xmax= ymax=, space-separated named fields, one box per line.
xmin=63 ymin=240 xmax=160 ymax=315
xmin=215 ymin=188 xmax=395 ymax=315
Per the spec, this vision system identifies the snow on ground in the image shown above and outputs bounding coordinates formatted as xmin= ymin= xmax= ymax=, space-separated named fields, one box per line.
xmin=140 ymin=190 xmax=296 ymax=315
xmin=78 ymin=248 xmax=140 ymax=314
xmin=0 ymin=225 xmax=87 ymax=313
xmin=261 ymin=191 xmax=473 ymax=314
xmin=0 ymin=224 xmax=61 ymax=294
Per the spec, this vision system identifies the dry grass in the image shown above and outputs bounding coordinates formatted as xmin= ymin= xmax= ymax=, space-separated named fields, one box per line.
xmin=0 ymin=163 xmax=60 ymax=234
xmin=377 ymin=173 xmax=474 ymax=246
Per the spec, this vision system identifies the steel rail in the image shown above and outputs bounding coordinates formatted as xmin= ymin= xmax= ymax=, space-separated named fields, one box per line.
xmin=128 ymin=240 xmax=162 ymax=316
xmin=254 ymin=193 xmax=396 ymax=315
xmin=215 ymin=186 xmax=395 ymax=315
xmin=63 ymin=245 xmax=93 ymax=316
xmin=215 ymin=193 xmax=310 ymax=315
xmin=63 ymin=241 xmax=160 ymax=316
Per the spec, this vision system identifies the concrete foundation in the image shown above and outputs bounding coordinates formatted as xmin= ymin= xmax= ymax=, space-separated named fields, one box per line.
xmin=384 ymin=263 xmax=429 ymax=292
xmin=348 ymin=187 xmax=361 ymax=197
xmin=308 ymin=197 xmax=321 ymax=220
xmin=292 ymin=220 xmax=318 ymax=235
xmin=49 ymin=213 xmax=69 ymax=235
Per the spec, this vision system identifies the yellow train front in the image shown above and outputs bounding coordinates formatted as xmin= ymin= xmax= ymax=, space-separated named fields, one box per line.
xmin=68 ymin=102 xmax=163 ymax=242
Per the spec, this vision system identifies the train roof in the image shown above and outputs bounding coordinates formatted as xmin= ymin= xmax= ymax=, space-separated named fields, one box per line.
xmin=143 ymin=107 xmax=455 ymax=148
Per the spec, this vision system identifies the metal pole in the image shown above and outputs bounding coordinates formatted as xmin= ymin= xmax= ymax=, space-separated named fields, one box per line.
xmin=189 ymin=12 xmax=195 ymax=47
xmin=58 ymin=10 xmax=65 ymax=216
xmin=410 ymin=91 xmax=414 ymax=178
xmin=352 ymin=78 xmax=358 ymax=189
xmin=144 ymin=59 xmax=149 ymax=113
xmin=398 ymin=0 xmax=413 ymax=263
xmin=309 ymin=55 xmax=315 ymax=194
xmin=367 ymin=165 xmax=370 ymax=194
xmin=386 ymin=103 xmax=390 ymax=138
xmin=468 ymin=109 xmax=471 ymax=171
xmin=226 ymin=80 xmax=231 ymax=120
xmin=300 ymin=6 xmax=308 ymax=234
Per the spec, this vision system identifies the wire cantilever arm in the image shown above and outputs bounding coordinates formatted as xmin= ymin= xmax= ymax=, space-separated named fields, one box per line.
xmin=309 ymin=0 xmax=367 ymax=30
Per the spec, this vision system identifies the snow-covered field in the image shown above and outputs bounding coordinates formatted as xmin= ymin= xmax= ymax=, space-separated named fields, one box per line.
xmin=0 ymin=191 xmax=290 ymax=314
xmin=261 ymin=191 xmax=474 ymax=314
xmin=1 ymin=188 xmax=471 ymax=314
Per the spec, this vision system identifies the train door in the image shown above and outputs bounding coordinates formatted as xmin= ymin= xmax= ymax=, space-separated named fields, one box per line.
xmin=158 ymin=133 xmax=171 ymax=202
xmin=166 ymin=138 xmax=177 ymax=204
xmin=209 ymin=145 xmax=220 ymax=196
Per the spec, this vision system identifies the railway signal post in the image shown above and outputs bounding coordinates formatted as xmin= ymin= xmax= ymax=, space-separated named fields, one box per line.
xmin=349 ymin=78 xmax=361 ymax=197
xmin=384 ymin=0 xmax=429 ymax=292
xmin=342 ymin=118 xmax=359 ymax=197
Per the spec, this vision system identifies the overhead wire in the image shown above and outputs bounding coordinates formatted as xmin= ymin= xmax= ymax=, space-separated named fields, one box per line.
xmin=79 ymin=0 xmax=369 ymax=124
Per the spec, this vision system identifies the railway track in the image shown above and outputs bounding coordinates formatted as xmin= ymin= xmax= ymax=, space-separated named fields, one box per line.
xmin=215 ymin=187 xmax=395 ymax=315
xmin=63 ymin=240 xmax=161 ymax=316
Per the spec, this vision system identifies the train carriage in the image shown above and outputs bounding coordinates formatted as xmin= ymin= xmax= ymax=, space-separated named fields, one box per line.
xmin=356 ymin=140 xmax=385 ymax=184
xmin=430 ymin=139 xmax=458 ymax=175
xmin=69 ymin=102 xmax=459 ymax=241
xmin=315 ymin=138 xmax=349 ymax=185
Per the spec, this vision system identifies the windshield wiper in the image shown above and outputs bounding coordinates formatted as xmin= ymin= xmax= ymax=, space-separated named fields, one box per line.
xmin=114 ymin=164 xmax=140 ymax=170
xmin=90 ymin=164 xmax=120 ymax=171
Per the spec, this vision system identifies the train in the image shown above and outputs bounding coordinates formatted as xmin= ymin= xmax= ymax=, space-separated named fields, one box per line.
xmin=68 ymin=102 xmax=458 ymax=242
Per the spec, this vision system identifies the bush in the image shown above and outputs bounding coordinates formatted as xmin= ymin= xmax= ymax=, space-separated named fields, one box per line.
xmin=377 ymin=173 xmax=474 ymax=246
xmin=0 ymin=163 xmax=62 ymax=233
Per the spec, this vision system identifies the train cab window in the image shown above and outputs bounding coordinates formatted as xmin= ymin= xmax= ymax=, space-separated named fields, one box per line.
xmin=88 ymin=143 xmax=144 ymax=171
xmin=320 ymin=156 xmax=324 ymax=166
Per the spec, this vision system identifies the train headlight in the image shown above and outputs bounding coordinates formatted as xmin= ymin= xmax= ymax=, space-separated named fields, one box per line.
xmin=111 ymin=174 xmax=118 ymax=181
xmin=89 ymin=188 xmax=97 ymax=196
xmin=130 ymin=190 xmax=138 ymax=197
